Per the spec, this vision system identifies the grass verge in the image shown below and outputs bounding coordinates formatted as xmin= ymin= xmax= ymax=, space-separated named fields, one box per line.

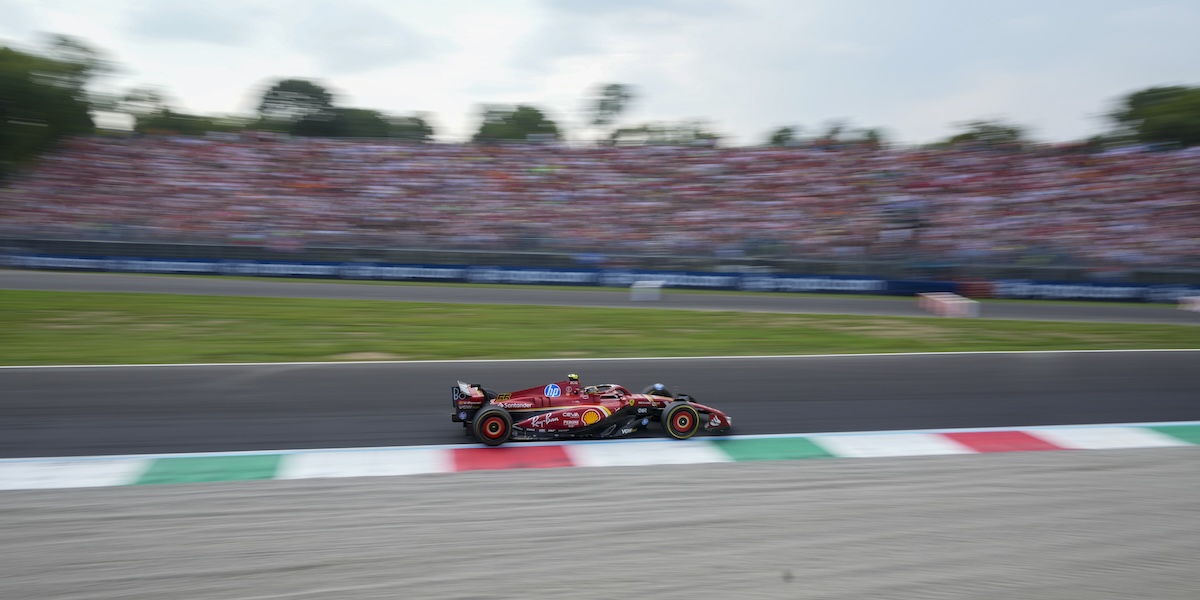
xmin=1 ymin=290 xmax=1195 ymax=366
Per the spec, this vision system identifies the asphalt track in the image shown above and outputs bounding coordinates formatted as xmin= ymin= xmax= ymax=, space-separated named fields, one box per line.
xmin=3 ymin=352 xmax=1198 ymax=458
xmin=3 ymin=268 xmax=1199 ymax=324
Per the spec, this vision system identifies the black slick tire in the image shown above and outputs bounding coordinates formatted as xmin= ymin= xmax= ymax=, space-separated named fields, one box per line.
xmin=472 ymin=407 xmax=513 ymax=446
xmin=662 ymin=402 xmax=700 ymax=440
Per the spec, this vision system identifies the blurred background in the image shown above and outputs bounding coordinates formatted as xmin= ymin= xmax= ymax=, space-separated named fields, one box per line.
xmin=1 ymin=0 xmax=1198 ymax=285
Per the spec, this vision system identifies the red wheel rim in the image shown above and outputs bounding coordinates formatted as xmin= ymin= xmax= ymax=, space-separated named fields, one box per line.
xmin=482 ymin=416 xmax=507 ymax=439
xmin=673 ymin=412 xmax=693 ymax=433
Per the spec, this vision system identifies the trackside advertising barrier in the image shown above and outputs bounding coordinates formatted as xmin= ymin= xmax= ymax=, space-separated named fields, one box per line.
xmin=5 ymin=254 xmax=1197 ymax=302
xmin=991 ymin=279 xmax=1200 ymax=303
xmin=3 ymin=254 xmax=949 ymax=296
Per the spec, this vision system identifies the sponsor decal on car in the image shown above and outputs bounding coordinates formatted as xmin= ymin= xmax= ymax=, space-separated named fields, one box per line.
xmin=544 ymin=384 xmax=562 ymax=397
xmin=530 ymin=413 xmax=557 ymax=428
xmin=581 ymin=409 xmax=602 ymax=426
xmin=710 ymin=415 xmax=721 ymax=426
xmin=504 ymin=402 xmax=534 ymax=409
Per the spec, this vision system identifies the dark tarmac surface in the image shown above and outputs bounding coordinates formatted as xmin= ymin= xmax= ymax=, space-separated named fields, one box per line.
xmin=3 ymin=352 xmax=1197 ymax=458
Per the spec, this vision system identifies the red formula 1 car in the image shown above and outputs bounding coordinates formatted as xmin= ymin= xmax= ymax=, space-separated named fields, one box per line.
xmin=450 ymin=375 xmax=733 ymax=446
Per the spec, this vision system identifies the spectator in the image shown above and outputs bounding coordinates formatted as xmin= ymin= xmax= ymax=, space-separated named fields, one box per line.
xmin=1 ymin=135 xmax=1197 ymax=268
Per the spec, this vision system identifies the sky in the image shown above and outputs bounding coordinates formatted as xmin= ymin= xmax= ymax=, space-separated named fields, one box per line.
xmin=3 ymin=0 xmax=1199 ymax=145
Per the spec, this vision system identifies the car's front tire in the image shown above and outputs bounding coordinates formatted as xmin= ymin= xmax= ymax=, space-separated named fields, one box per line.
xmin=662 ymin=402 xmax=700 ymax=440
xmin=472 ymin=407 xmax=513 ymax=446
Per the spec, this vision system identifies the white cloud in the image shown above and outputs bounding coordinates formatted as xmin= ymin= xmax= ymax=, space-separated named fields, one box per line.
xmin=3 ymin=0 xmax=1199 ymax=144
xmin=509 ymin=14 xmax=600 ymax=72
xmin=0 ymin=0 xmax=32 ymax=37
xmin=126 ymin=1 xmax=260 ymax=45
xmin=998 ymin=15 xmax=1050 ymax=31
xmin=289 ymin=1 xmax=444 ymax=74
xmin=1106 ymin=1 xmax=1200 ymax=27
xmin=510 ymin=0 xmax=738 ymax=71
xmin=544 ymin=0 xmax=735 ymax=18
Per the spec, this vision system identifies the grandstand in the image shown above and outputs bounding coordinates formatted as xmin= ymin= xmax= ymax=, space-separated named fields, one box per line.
xmin=2 ymin=135 xmax=1198 ymax=282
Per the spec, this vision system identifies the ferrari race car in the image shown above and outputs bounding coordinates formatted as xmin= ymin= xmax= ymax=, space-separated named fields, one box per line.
xmin=451 ymin=375 xmax=732 ymax=446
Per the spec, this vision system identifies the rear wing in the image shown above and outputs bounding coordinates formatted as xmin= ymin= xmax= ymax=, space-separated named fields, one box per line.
xmin=454 ymin=381 xmax=476 ymax=400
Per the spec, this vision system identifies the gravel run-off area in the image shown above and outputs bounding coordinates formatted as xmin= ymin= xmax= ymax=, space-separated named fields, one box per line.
xmin=3 ymin=448 xmax=1198 ymax=600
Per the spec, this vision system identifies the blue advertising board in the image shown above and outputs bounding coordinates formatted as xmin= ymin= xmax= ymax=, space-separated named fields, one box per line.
xmin=5 ymin=253 xmax=1195 ymax=302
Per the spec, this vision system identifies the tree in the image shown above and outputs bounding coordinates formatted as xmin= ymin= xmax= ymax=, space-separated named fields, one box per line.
xmin=255 ymin=79 xmax=434 ymax=140
xmin=143 ymin=111 xmax=230 ymax=136
xmin=821 ymin=120 xmax=847 ymax=142
xmin=338 ymin=108 xmax=390 ymax=138
xmin=611 ymin=120 xmax=720 ymax=146
xmin=589 ymin=83 xmax=635 ymax=141
xmin=290 ymin=111 xmax=348 ymax=137
xmin=386 ymin=114 xmax=434 ymax=141
xmin=117 ymin=87 xmax=171 ymax=118
xmin=111 ymin=87 xmax=227 ymax=136
xmin=336 ymin=109 xmax=433 ymax=140
xmin=843 ymin=126 xmax=886 ymax=149
xmin=38 ymin=34 xmax=111 ymax=93
xmin=0 ymin=36 xmax=101 ymax=180
xmin=945 ymin=119 xmax=1028 ymax=148
xmin=1110 ymin=85 xmax=1200 ymax=147
xmin=862 ymin=128 xmax=885 ymax=148
xmin=767 ymin=126 xmax=797 ymax=146
xmin=256 ymin=78 xmax=337 ymax=126
xmin=1111 ymin=86 xmax=1191 ymax=129
xmin=472 ymin=105 xmax=560 ymax=142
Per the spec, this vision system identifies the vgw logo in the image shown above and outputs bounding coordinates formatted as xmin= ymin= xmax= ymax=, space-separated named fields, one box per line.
xmin=544 ymin=384 xmax=562 ymax=397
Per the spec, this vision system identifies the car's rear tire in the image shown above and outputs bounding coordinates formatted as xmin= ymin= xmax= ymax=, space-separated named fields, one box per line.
xmin=473 ymin=407 xmax=512 ymax=446
xmin=663 ymin=402 xmax=700 ymax=440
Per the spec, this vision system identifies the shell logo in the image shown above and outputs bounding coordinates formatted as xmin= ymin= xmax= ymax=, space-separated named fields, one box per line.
xmin=581 ymin=409 xmax=602 ymax=425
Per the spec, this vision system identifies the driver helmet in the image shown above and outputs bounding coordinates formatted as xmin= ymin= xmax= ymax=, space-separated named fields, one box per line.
xmin=645 ymin=382 xmax=673 ymax=397
xmin=568 ymin=373 xmax=579 ymax=382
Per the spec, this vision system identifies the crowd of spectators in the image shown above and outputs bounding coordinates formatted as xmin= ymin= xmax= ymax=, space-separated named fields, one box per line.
xmin=2 ymin=133 xmax=1198 ymax=268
